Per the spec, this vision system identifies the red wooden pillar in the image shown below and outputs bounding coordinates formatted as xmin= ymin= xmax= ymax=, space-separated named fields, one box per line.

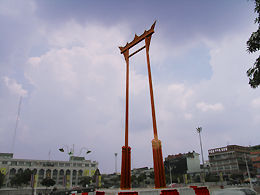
xmin=145 ymin=35 xmax=166 ymax=189
xmin=120 ymin=49 xmax=131 ymax=190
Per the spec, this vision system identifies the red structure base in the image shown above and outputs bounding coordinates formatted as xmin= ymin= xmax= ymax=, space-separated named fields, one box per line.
xmin=152 ymin=139 xmax=166 ymax=188
xmin=120 ymin=146 xmax=131 ymax=189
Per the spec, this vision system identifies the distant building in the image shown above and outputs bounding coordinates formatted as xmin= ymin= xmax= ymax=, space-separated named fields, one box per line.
xmin=208 ymin=145 xmax=253 ymax=176
xmin=164 ymin=151 xmax=201 ymax=183
xmin=131 ymin=167 xmax=154 ymax=187
xmin=0 ymin=153 xmax=98 ymax=187
xmin=165 ymin=151 xmax=201 ymax=174
xmin=250 ymin=145 xmax=260 ymax=177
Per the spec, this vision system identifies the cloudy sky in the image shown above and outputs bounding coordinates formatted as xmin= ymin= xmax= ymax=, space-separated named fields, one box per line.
xmin=0 ymin=0 xmax=260 ymax=174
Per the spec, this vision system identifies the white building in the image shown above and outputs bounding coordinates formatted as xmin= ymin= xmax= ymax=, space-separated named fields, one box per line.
xmin=0 ymin=153 xmax=98 ymax=188
xmin=186 ymin=152 xmax=201 ymax=174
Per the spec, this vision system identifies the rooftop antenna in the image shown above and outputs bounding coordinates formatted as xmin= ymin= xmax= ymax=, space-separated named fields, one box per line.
xmin=11 ymin=96 xmax=23 ymax=154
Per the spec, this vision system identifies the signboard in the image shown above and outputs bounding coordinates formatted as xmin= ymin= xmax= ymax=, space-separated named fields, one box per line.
xmin=0 ymin=168 xmax=7 ymax=175
xmin=83 ymin=169 xmax=89 ymax=176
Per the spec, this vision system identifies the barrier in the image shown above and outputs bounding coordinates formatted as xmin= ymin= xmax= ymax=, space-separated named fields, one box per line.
xmin=139 ymin=189 xmax=160 ymax=195
xmin=193 ymin=187 xmax=210 ymax=195
xmin=82 ymin=193 xmax=88 ymax=195
xmin=177 ymin=188 xmax=196 ymax=195
xmin=95 ymin=186 xmax=210 ymax=195
xmin=96 ymin=191 xmax=105 ymax=195
xmin=118 ymin=192 xmax=138 ymax=195
xmin=160 ymin=189 xmax=179 ymax=195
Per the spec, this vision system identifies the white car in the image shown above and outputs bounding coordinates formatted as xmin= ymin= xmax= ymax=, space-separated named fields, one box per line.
xmin=212 ymin=188 xmax=257 ymax=195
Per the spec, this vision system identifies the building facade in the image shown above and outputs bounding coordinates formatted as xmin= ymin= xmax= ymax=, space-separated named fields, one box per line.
xmin=250 ymin=145 xmax=260 ymax=177
xmin=208 ymin=145 xmax=253 ymax=176
xmin=0 ymin=153 xmax=98 ymax=188
xmin=164 ymin=151 xmax=201 ymax=183
xmin=165 ymin=151 xmax=201 ymax=174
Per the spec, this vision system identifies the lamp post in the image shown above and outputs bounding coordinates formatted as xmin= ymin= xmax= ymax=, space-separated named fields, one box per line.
xmin=59 ymin=145 xmax=91 ymax=189
xmin=115 ymin=153 xmax=118 ymax=174
xmin=244 ymin=153 xmax=253 ymax=190
xmin=169 ymin=163 xmax=172 ymax=185
xmin=196 ymin=127 xmax=205 ymax=183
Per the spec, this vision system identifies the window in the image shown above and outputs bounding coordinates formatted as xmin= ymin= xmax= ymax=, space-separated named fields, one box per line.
xmin=224 ymin=165 xmax=230 ymax=170
xmin=25 ymin=162 xmax=31 ymax=166
xmin=211 ymin=167 xmax=217 ymax=171
xmin=11 ymin=161 xmax=17 ymax=166
xmin=231 ymin=165 xmax=238 ymax=170
xmin=2 ymin=161 xmax=7 ymax=164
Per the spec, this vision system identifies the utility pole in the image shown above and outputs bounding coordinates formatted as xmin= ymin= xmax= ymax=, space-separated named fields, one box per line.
xmin=169 ymin=163 xmax=172 ymax=184
xmin=11 ymin=96 xmax=23 ymax=153
xmin=244 ymin=153 xmax=253 ymax=190
xmin=196 ymin=127 xmax=205 ymax=184
xmin=115 ymin=153 xmax=118 ymax=174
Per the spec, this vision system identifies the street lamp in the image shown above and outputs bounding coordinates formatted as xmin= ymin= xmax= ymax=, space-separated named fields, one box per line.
xmin=59 ymin=145 xmax=73 ymax=156
xmin=59 ymin=145 xmax=91 ymax=157
xmin=244 ymin=153 xmax=253 ymax=190
xmin=115 ymin=153 xmax=118 ymax=174
xmin=58 ymin=145 xmax=91 ymax=189
xmin=196 ymin=127 xmax=205 ymax=183
xmin=169 ymin=163 xmax=173 ymax=185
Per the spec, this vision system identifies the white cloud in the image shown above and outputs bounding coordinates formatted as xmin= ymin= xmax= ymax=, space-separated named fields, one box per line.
xmin=0 ymin=0 xmax=36 ymax=17
xmin=3 ymin=76 xmax=27 ymax=97
xmin=251 ymin=97 xmax=260 ymax=108
xmin=164 ymin=83 xmax=193 ymax=110
xmin=196 ymin=102 xmax=224 ymax=112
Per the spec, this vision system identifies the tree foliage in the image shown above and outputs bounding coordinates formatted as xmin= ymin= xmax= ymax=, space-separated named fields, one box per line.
xmin=0 ymin=172 xmax=5 ymax=188
xmin=10 ymin=169 xmax=32 ymax=187
xmin=137 ymin=173 xmax=146 ymax=183
xmin=79 ymin=176 xmax=92 ymax=187
xmin=41 ymin=177 xmax=55 ymax=188
xmin=247 ymin=0 xmax=260 ymax=88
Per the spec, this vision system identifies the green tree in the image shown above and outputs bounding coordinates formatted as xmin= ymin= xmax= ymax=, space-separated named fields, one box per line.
xmin=41 ymin=178 xmax=55 ymax=188
xmin=79 ymin=176 xmax=92 ymax=187
xmin=0 ymin=172 xmax=5 ymax=188
xmin=41 ymin=177 xmax=55 ymax=195
xmin=205 ymin=173 xmax=219 ymax=182
xmin=247 ymin=0 xmax=260 ymax=88
xmin=10 ymin=169 xmax=33 ymax=187
xmin=137 ymin=173 xmax=146 ymax=186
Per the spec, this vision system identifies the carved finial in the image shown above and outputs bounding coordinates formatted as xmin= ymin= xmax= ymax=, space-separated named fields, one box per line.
xmin=151 ymin=20 xmax=156 ymax=30
xmin=119 ymin=46 xmax=124 ymax=52
xmin=134 ymin=34 xmax=138 ymax=40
